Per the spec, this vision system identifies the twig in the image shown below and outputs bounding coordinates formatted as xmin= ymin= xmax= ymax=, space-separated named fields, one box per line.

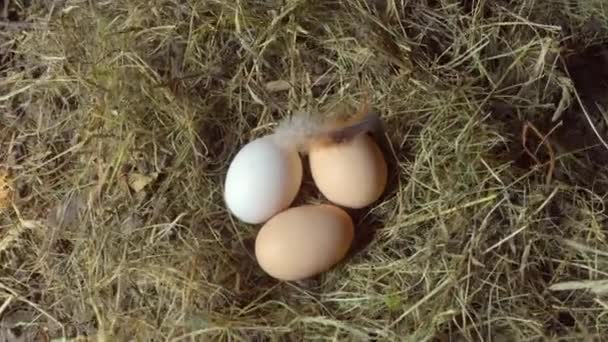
xmin=535 ymin=121 xmax=562 ymax=155
xmin=522 ymin=121 xmax=556 ymax=184
xmin=522 ymin=123 xmax=541 ymax=165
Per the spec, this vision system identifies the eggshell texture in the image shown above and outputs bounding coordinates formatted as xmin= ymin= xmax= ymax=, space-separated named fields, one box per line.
xmin=255 ymin=204 xmax=354 ymax=281
xmin=308 ymin=134 xmax=387 ymax=209
xmin=224 ymin=136 xmax=303 ymax=224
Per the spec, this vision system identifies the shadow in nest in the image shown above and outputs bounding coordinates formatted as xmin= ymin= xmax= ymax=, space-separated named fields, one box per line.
xmin=345 ymin=126 xmax=400 ymax=258
xmin=487 ymin=42 xmax=608 ymax=194
xmin=550 ymin=42 xmax=608 ymax=191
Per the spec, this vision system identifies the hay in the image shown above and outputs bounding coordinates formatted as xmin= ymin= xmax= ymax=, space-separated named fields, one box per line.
xmin=1 ymin=0 xmax=608 ymax=340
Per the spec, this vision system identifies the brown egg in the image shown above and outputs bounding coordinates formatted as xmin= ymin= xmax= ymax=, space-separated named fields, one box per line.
xmin=255 ymin=204 xmax=354 ymax=281
xmin=308 ymin=134 xmax=387 ymax=209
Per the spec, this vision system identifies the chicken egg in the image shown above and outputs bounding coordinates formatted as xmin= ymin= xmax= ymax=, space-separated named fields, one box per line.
xmin=255 ymin=204 xmax=354 ymax=281
xmin=308 ymin=134 xmax=387 ymax=209
xmin=224 ymin=136 xmax=303 ymax=224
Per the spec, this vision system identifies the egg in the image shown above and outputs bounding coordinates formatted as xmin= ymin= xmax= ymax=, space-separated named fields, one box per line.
xmin=255 ymin=204 xmax=354 ymax=281
xmin=224 ymin=136 xmax=303 ymax=224
xmin=308 ymin=134 xmax=387 ymax=209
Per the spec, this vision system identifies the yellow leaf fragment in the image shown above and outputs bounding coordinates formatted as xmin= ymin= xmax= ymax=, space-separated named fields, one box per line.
xmin=127 ymin=172 xmax=157 ymax=193
xmin=265 ymin=80 xmax=291 ymax=93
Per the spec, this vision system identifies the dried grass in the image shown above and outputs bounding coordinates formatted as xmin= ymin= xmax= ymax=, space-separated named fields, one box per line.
xmin=0 ymin=0 xmax=608 ymax=340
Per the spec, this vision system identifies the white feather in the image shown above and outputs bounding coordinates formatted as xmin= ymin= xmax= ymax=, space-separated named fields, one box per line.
xmin=269 ymin=111 xmax=328 ymax=152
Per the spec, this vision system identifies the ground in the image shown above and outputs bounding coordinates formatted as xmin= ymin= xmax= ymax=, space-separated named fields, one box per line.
xmin=1 ymin=0 xmax=608 ymax=341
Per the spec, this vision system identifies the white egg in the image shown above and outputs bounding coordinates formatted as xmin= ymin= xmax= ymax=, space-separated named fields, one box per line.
xmin=224 ymin=136 xmax=303 ymax=224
